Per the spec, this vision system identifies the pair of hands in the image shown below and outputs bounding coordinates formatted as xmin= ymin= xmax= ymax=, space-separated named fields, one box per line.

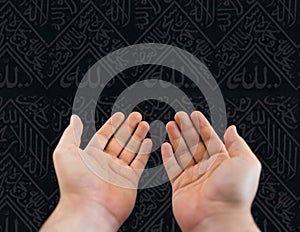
xmin=41 ymin=111 xmax=261 ymax=232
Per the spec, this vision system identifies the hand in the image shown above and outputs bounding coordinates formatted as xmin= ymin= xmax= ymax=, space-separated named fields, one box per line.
xmin=161 ymin=111 xmax=261 ymax=232
xmin=41 ymin=112 xmax=152 ymax=232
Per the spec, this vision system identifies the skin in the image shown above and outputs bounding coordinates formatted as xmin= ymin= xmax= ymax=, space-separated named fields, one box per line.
xmin=161 ymin=111 xmax=261 ymax=232
xmin=41 ymin=110 xmax=262 ymax=231
xmin=40 ymin=112 xmax=152 ymax=232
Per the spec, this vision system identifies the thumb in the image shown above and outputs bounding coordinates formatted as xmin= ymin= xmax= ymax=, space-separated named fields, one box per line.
xmin=224 ymin=125 xmax=256 ymax=160
xmin=56 ymin=115 xmax=83 ymax=149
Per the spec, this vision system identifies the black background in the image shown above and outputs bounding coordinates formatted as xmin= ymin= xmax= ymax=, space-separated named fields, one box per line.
xmin=0 ymin=0 xmax=299 ymax=231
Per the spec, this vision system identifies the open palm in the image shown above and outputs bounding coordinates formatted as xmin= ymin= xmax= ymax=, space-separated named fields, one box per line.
xmin=53 ymin=112 xmax=152 ymax=227
xmin=161 ymin=111 xmax=261 ymax=232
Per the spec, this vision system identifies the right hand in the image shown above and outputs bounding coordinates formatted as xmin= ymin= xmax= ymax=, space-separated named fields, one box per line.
xmin=161 ymin=111 xmax=261 ymax=232
xmin=42 ymin=112 xmax=151 ymax=232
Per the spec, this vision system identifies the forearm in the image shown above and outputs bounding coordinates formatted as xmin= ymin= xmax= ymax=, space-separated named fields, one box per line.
xmin=189 ymin=213 xmax=260 ymax=232
xmin=40 ymin=199 xmax=120 ymax=232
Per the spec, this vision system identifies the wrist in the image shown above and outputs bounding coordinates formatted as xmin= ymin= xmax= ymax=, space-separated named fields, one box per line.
xmin=189 ymin=210 xmax=260 ymax=232
xmin=41 ymin=196 xmax=120 ymax=232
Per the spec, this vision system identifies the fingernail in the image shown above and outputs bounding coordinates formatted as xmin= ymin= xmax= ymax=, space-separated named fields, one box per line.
xmin=233 ymin=125 xmax=238 ymax=136
xmin=70 ymin=115 xmax=80 ymax=145
xmin=70 ymin=115 xmax=76 ymax=126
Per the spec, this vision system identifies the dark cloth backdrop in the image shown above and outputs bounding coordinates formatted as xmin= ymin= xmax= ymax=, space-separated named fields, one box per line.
xmin=0 ymin=0 xmax=299 ymax=231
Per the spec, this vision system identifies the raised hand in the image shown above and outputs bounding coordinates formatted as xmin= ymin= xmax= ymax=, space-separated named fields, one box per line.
xmin=41 ymin=112 xmax=152 ymax=232
xmin=161 ymin=111 xmax=261 ymax=232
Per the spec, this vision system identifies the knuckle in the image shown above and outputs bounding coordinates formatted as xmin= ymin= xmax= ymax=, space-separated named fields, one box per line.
xmin=53 ymin=146 xmax=62 ymax=155
xmin=135 ymin=157 xmax=147 ymax=167
xmin=133 ymin=132 xmax=144 ymax=141
xmin=216 ymin=152 xmax=228 ymax=159
xmin=52 ymin=147 xmax=63 ymax=161
xmin=53 ymin=144 xmax=76 ymax=161
xmin=254 ymin=157 xmax=262 ymax=170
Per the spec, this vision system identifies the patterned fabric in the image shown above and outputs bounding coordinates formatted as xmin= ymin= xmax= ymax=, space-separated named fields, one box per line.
xmin=0 ymin=1 xmax=299 ymax=231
